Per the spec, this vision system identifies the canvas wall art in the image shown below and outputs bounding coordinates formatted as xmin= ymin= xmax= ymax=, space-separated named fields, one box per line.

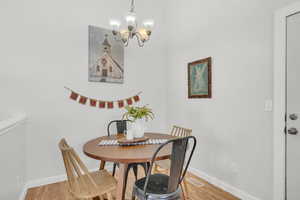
xmin=188 ymin=57 xmax=212 ymax=98
xmin=88 ymin=25 xmax=124 ymax=83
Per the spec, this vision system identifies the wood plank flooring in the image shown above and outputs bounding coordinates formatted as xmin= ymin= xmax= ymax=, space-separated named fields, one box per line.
xmin=25 ymin=168 xmax=240 ymax=200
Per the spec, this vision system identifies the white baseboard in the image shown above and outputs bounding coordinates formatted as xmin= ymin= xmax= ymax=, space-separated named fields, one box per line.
xmin=18 ymin=173 xmax=69 ymax=200
xmin=18 ymin=165 xmax=113 ymax=200
xmin=189 ymin=167 xmax=260 ymax=200
xmin=18 ymin=185 xmax=28 ymax=200
xmin=19 ymin=166 xmax=260 ymax=200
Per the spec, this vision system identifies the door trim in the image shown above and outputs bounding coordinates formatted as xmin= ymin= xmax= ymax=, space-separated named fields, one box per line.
xmin=274 ymin=2 xmax=300 ymax=200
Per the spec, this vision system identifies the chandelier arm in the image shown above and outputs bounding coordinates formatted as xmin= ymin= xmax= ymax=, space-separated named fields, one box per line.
xmin=124 ymin=33 xmax=130 ymax=47
xmin=136 ymin=31 xmax=149 ymax=42
xmin=124 ymin=40 xmax=129 ymax=47
xmin=112 ymin=32 xmax=125 ymax=43
xmin=134 ymin=33 xmax=145 ymax=47
xmin=113 ymin=32 xmax=122 ymax=42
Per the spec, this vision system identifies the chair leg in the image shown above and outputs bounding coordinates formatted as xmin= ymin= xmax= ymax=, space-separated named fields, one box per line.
xmin=99 ymin=161 xmax=106 ymax=170
xmin=147 ymin=162 xmax=150 ymax=170
xmin=181 ymin=178 xmax=189 ymax=199
xmin=153 ymin=163 xmax=158 ymax=174
xmin=141 ymin=163 xmax=149 ymax=176
xmin=132 ymin=165 xmax=138 ymax=180
xmin=107 ymin=193 xmax=113 ymax=200
xmin=184 ymin=178 xmax=189 ymax=198
xmin=98 ymin=195 xmax=104 ymax=200
xmin=112 ymin=163 xmax=117 ymax=176
xmin=122 ymin=165 xmax=131 ymax=196
xmin=131 ymin=189 xmax=136 ymax=200
xmin=180 ymin=183 xmax=187 ymax=200
xmin=131 ymin=193 xmax=135 ymax=200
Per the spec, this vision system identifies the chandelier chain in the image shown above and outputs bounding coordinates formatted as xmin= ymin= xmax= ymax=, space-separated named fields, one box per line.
xmin=130 ymin=0 xmax=135 ymax=13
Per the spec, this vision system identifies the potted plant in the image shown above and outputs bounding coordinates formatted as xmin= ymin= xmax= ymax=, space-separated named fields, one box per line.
xmin=123 ymin=105 xmax=154 ymax=138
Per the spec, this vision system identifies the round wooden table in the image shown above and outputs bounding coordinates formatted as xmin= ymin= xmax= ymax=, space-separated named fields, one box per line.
xmin=83 ymin=132 xmax=174 ymax=200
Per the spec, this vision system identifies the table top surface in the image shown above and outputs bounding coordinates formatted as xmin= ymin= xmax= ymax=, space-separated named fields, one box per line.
xmin=83 ymin=132 xmax=174 ymax=163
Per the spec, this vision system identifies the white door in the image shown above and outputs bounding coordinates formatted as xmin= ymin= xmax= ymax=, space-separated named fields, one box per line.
xmin=286 ymin=12 xmax=300 ymax=200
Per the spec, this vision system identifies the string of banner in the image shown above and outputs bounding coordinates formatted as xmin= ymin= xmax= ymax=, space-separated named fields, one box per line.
xmin=64 ymin=87 xmax=141 ymax=109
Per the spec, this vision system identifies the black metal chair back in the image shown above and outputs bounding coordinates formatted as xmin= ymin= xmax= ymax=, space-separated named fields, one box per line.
xmin=107 ymin=120 xmax=131 ymax=136
xmin=143 ymin=136 xmax=197 ymax=196
xmin=107 ymin=119 xmax=147 ymax=186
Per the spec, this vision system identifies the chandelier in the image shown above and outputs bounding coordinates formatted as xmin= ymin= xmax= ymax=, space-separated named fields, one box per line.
xmin=109 ymin=0 xmax=154 ymax=47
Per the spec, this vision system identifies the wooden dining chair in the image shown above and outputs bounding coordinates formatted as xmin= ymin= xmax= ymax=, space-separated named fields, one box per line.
xmin=170 ymin=125 xmax=192 ymax=138
xmin=59 ymin=138 xmax=117 ymax=200
xmin=153 ymin=125 xmax=192 ymax=199
xmin=132 ymin=136 xmax=197 ymax=200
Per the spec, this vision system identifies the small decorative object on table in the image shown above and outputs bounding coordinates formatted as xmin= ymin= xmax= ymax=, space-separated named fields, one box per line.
xmin=123 ymin=105 xmax=154 ymax=138
xmin=98 ymin=138 xmax=168 ymax=146
xmin=118 ymin=136 xmax=149 ymax=145
xmin=126 ymin=129 xmax=134 ymax=140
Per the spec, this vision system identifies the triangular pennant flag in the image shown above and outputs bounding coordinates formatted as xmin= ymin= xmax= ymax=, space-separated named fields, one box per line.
xmin=118 ymin=100 xmax=124 ymax=108
xmin=126 ymin=98 xmax=133 ymax=105
xmin=79 ymin=96 xmax=87 ymax=104
xmin=90 ymin=99 xmax=97 ymax=107
xmin=99 ymin=101 xmax=106 ymax=108
xmin=107 ymin=102 xmax=114 ymax=109
xmin=65 ymin=87 xmax=142 ymax=109
xmin=133 ymin=95 xmax=140 ymax=102
xmin=70 ymin=92 xmax=79 ymax=101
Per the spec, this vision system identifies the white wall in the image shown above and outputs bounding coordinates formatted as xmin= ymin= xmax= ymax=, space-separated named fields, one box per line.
xmin=165 ymin=0 xmax=297 ymax=199
xmin=2 ymin=0 xmax=300 ymax=199
xmin=0 ymin=0 xmax=168 ymax=181
xmin=0 ymin=115 xmax=27 ymax=200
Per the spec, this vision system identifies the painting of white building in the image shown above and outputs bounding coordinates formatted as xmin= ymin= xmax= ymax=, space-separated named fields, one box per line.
xmin=89 ymin=25 xmax=124 ymax=83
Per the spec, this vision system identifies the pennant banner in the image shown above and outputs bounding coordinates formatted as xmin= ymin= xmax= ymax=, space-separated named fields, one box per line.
xmin=70 ymin=92 xmax=79 ymax=101
xmin=90 ymin=99 xmax=97 ymax=107
xmin=118 ymin=100 xmax=124 ymax=108
xmin=65 ymin=87 xmax=141 ymax=109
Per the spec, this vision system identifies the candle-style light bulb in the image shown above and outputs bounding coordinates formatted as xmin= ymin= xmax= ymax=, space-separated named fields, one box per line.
xmin=142 ymin=19 xmax=154 ymax=37
xmin=109 ymin=19 xmax=121 ymax=31
xmin=125 ymin=12 xmax=136 ymax=31
xmin=142 ymin=19 xmax=154 ymax=30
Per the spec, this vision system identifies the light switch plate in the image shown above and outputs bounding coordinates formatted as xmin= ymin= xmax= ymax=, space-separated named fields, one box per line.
xmin=265 ymin=99 xmax=273 ymax=112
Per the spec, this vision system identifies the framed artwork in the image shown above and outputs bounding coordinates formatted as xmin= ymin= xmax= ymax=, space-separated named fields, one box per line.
xmin=88 ymin=25 xmax=124 ymax=84
xmin=188 ymin=57 xmax=212 ymax=98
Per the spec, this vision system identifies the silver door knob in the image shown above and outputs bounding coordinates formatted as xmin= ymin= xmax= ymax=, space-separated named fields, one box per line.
xmin=288 ymin=127 xmax=298 ymax=135
xmin=289 ymin=113 xmax=298 ymax=120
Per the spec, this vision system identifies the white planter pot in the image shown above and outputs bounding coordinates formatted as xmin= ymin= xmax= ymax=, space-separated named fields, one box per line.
xmin=131 ymin=119 xmax=146 ymax=138
xmin=126 ymin=129 xmax=134 ymax=140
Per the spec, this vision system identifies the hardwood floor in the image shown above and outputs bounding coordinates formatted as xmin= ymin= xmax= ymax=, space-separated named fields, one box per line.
xmin=25 ymin=168 xmax=239 ymax=200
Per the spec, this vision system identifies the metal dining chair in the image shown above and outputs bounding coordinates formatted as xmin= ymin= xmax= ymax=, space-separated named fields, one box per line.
xmin=153 ymin=125 xmax=192 ymax=198
xmin=107 ymin=119 xmax=131 ymax=136
xmin=107 ymin=120 xmax=132 ymax=176
xmin=103 ymin=120 xmax=149 ymax=194
xmin=132 ymin=136 xmax=197 ymax=200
